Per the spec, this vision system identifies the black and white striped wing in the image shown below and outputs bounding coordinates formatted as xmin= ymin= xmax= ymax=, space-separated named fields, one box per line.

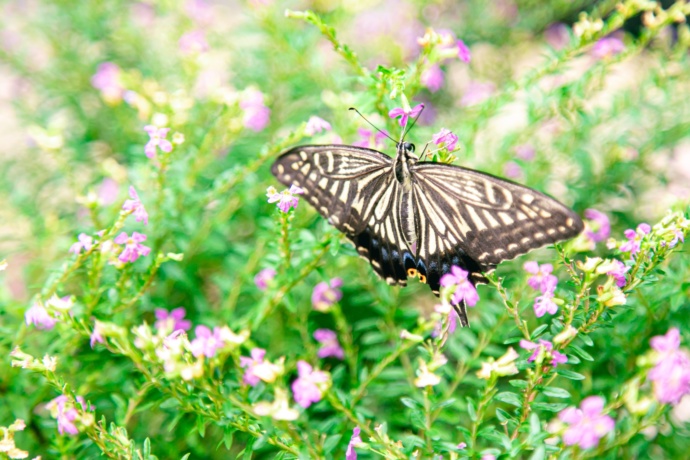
xmin=410 ymin=162 xmax=584 ymax=291
xmin=271 ymin=145 xmax=413 ymax=286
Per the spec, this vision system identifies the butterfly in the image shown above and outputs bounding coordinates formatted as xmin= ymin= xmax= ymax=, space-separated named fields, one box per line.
xmin=271 ymin=139 xmax=583 ymax=326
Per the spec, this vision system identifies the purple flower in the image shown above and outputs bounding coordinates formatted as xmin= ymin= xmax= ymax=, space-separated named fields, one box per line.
xmin=179 ymin=30 xmax=209 ymax=54
xmin=90 ymin=322 xmax=105 ymax=348
xmin=558 ymin=396 xmax=615 ymax=449
xmin=514 ymin=144 xmax=535 ymax=161
xmin=122 ymin=186 xmax=149 ymax=225
xmin=421 ymin=65 xmax=444 ymax=92
xmin=25 ymin=302 xmax=57 ymax=330
xmin=240 ymin=348 xmax=267 ymax=386
xmin=98 ymin=177 xmax=119 ymax=205
xmin=266 ymin=185 xmax=304 ymax=213
xmin=619 ymin=223 xmax=651 ymax=256
xmin=312 ymin=278 xmax=343 ymax=312
xmin=591 ymin=37 xmax=624 ymax=60
xmin=667 ymin=229 xmax=685 ymax=248
xmin=155 ymin=307 xmax=192 ymax=332
xmin=457 ymin=39 xmax=471 ymax=63
xmin=190 ymin=325 xmax=224 ymax=358
xmin=523 ymin=261 xmax=558 ymax=293
xmin=648 ymin=328 xmax=690 ymax=404
xmin=254 ymin=268 xmax=277 ymax=290
xmin=240 ymin=89 xmax=270 ymax=132
xmin=440 ymin=266 xmax=480 ymax=307
xmin=291 ymin=360 xmax=329 ymax=408
xmin=313 ymin=329 xmax=344 ymax=359
xmin=352 ymin=127 xmax=389 ymax=150
xmin=432 ymin=128 xmax=458 ymax=151
xmin=304 ymin=116 xmax=332 ymax=136
xmin=388 ymin=103 xmax=424 ymax=127
xmin=47 ymin=395 xmax=89 ymax=436
xmin=144 ymin=125 xmax=173 ymax=159
xmin=533 ymin=276 xmax=558 ymax=317
xmin=519 ymin=339 xmax=567 ymax=367
xmin=70 ymin=233 xmax=94 ymax=254
xmin=503 ymin=161 xmax=522 ymax=179
xmin=584 ymin=209 xmax=610 ymax=243
xmin=606 ymin=260 xmax=628 ymax=288
xmin=460 ymin=81 xmax=495 ymax=107
xmin=346 ymin=427 xmax=362 ymax=460
xmin=114 ymin=232 xmax=151 ymax=263
xmin=91 ymin=62 xmax=124 ymax=103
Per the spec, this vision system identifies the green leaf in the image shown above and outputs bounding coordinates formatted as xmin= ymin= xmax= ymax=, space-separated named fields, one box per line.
xmin=323 ymin=434 xmax=342 ymax=453
xmin=557 ymin=369 xmax=586 ymax=380
xmin=467 ymin=398 xmax=477 ymax=421
xmin=532 ymin=402 xmax=568 ymax=412
xmin=532 ymin=324 xmax=549 ymax=338
xmin=494 ymin=392 xmax=522 ymax=407
xmin=579 ymin=334 xmax=594 ymax=346
xmin=528 ymin=413 xmax=541 ymax=437
xmin=569 ymin=345 xmax=594 ymax=361
xmin=400 ymin=397 xmax=421 ymax=409
xmin=509 ymin=379 xmax=528 ymax=389
xmin=542 ymin=387 xmax=571 ymax=398
xmin=496 ymin=408 xmax=513 ymax=423
xmin=529 ymin=445 xmax=546 ymax=460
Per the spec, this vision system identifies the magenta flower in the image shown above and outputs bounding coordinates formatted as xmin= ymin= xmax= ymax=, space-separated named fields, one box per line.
xmin=291 ymin=360 xmax=329 ymax=408
xmin=240 ymin=348 xmax=267 ymax=386
xmin=584 ymin=209 xmax=610 ymax=243
xmin=47 ymin=395 xmax=91 ymax=436
xmin=90 ymin=322 xmax=105 ymax=348
xmin=352 ymin=127 xmax=389 ymax=150
xmin=266 ymin=185 xmax=304 ymax=213
xmin=514 ymin=144 xmax=535 ymax=161
xmin=254 ymin=268 xmax=277 ymax=290
xmin=144 ymin=125 xmax=173 ymax=159
xmin=179 ymin=30 xmax=209 ymax=54
xmin=606 ymin=260 xmax=628 ymax=288
xmin=533 ymin=276 xmax=558 ymax=317
xmin=432 ymin=128 xmax=458 ymax=151
xmin=667 ymin=229 xmax=685 ymax=248
xmin=519 ymin=339 xmax=567 ymax=367
xmin=619 ymin=223 xmax=651 ymax=256
xmin=122 ymin=186 xmax=149 ymax=225
xmin=312 ymin=278 xmax=343 ymax=311
xmin=523 ymin=262 xmax=558 ymax=293
xmin=313 ymin=329 xmax=344 ymax=359
xmin=591 ymin=36 xmax=624 ymax=60
xmin=114 ymin=232 xmax=151 ymax=263
xmin=648 ymin=328 xmax=690 ymax=404
xmin=91 ymin=62 xmax=124 ymax=103
xmin=558 ymin=396 xmax=615 ymax=449
xmin=25 ymin=302 xmax=57 ymax=330
xmin=190 ymin=325 xmax=224 ymax=358
xmin=155 ymin=307 xmax=192 ymax=332
xmin=70 ymin=233 xmax=94 ymax=254
xmin=346 ymin=426 xmax=362 ymax=460
xmin=388 ymin=103 xmax=424 ymax=127
xmin=460 ymin=81 xmax=495 ymax=107
xmin=98 ymin=177 xmax=119 ymax=205
xmin=240 ymin=89 xmax=270 ymax=132
xmin=503 ymin=161 xmax=522 ymax=179
xmin=421 ymin=64 xmax=444 ymax=92
xmin=305 ymin=116 xmax=332 ymax=136
xmin=457 ymin=39 xmax=471 ymax=63
xmin=440 ymin=266 xmax=480 ymax=307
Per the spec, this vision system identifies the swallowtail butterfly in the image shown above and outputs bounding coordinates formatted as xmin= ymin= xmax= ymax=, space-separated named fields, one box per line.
xmin=271 ymin=139 xmax=583 ymax=326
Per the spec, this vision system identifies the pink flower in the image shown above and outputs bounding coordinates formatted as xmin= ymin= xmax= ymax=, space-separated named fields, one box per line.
xmin=591 ymin=36 xmax=624 ymax=59
xmin=91 ymin=62 xmax=125 ymax=103
xmin=155 ymin=307 xmax=192 ymax=332
xmin=254 ymin=268 xmax=277 ymax=290
xmin=352 ymin=127 xmax=389 ymax=150
xmin=584 ymin=208 xmax=610 ymax=243
xmin=533 ymin=276 xmax=558 ymax=317
xmin=388 ymin=103 xmax=424 ymax=127
xmin=545 ymin=23 xmax=570 ymax=50
xmin=311 ymin=278 xmax=343 ymax=311
xmin=503 ymin=161 xmax=522 ymax=179
xmin=240 ymin=89 xmax=270 ymax=132
xmin=648 ymin=328 xmax=690 ymax=404
xmin=240 ymin=348 xmax=267 ymax=386
xmin=313 ymin=329 xmax=344 ymax=359
xmin=305 ymin=116 xmax=332 ymax=136
xmin=122 ymin=186 xmax=148 ymax=225
xmin=667 ymin=229 xmax=685 ymax=248
xmin=47 ymin=395 xmax=92 ymax=436
xmin=523 ymin=262 xmax=558 ymax=293
xmin=70 ymin=233 xmax=94 ymax=254
xmin=144 ymin=125 xmax=173 ymax=159
xmin=90 ymin=322 xmax=105 ymax=348
xmin=114 ymin=232 xmax=151 ymax=263
xmin=519 ymin=339 xmax=567 ymax=367
xmin=179 ymin=30 xmax=209 ymax=54
xmin=266 ymin=185 xmax=304 ymax=213
xmin=190 ymin=325 xmax=224 ymax=358
xmin=291 ymin=360 xmax=329 ymax=408
xmin=98 ymin=177 xmax=119 ymax=205
xmin=456 ymin=39 xmax=471 ymax=63
xmin=25 ymin=303 xmax=57 ymax=330
xmin=606 ymin=260 xmax=628 ymax=288
xmin=558 ymin=396 xmax=615 ymax=449
xmin=346 ymin=427 xmax=362 ymax=460
xmin=514 ymin=144 xmax=535 ymax=161
xmin=440 ymin=266 xmax=479 ymax=307
xmin=421 ymin=65 xmax=444 ymax=92
xmin=432 ymin=128 xmax=458 ymax=151
xmin=619 ymin=223 xmax=651 ymax=256
xmin=460 ymin=81 xmax=495 ymax=107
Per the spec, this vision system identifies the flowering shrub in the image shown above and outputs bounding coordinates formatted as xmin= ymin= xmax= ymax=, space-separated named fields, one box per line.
xmin=1 ymin=1 xmax=690 ymax=459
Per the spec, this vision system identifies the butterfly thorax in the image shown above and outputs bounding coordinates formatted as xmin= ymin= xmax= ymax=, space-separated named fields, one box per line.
xmin=394 ymin=142 xmax=419 ymax=253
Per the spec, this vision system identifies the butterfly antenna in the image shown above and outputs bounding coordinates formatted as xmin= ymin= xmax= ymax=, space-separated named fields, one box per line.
xmin=348 ymin=107 xmax=397 ymax=144
xmin=402 ymin=103 xmax=425 ymax=141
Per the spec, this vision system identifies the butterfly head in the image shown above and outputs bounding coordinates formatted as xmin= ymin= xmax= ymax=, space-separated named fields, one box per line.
xmin=397 ymin=142 xmax=417 ymax=162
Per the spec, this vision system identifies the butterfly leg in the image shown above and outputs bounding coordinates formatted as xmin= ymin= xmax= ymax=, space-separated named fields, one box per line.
xmin=452 ymin=300 xmax=470 ymax=328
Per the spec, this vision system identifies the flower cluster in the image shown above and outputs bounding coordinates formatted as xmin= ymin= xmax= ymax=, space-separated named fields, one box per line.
xmin=291 ymin=361 xmax=331 ymax=408
xmin=122 ymin=186 xmax=149 ymax=225
xmin=304 ymin=116 xmax=331 ymax=136
xmin=144 ymin=125 xmax=173 ymax=159
xmin=388 ymin=103 xmax=424 ymax=127
xmin=647 ymin=328 xmax=690 ymax=404
xmin=313 ymin=329 xmax=344 ymax=359
xmin=266 ymin=185 xmax=304 ymax=213
xmin=240 ymin=348 xmax=285 ymax=386
xmin=523 ymin=262 xmax=559 ymax=317
xmin=439 ymin=266 xmax=479 ymax=308
xmin=416 ymin=28 xmax=471 ymax=92
xmin=431 ymin=128 xmax=458 ymax=152
xmin=0 ymin=419 xmax=30 ymax=459
xmin=25 ymin=295 xmax=74 ymax=330
xmin=311 ymin=278 xmax=343 ymax=312
xmin=477 ymin=348 xmax=519 ymax=380
xmin=414 ymin=352 xmax=448 ymax=387
xmin=558 ymin=396 xmax=615 ymax=449
xmin=519 ymin=338 xmax=567 ymax=367
xmin=46 ymin=395 xmax=94 ymax=436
